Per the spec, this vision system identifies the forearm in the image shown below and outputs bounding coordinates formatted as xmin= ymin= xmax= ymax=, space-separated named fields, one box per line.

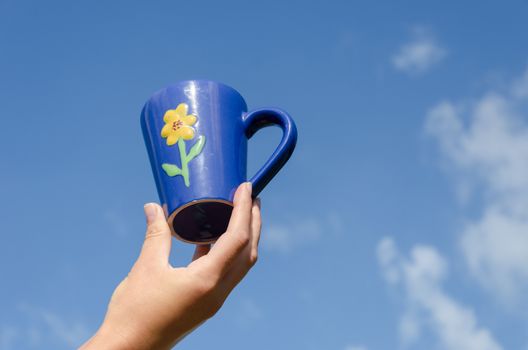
xmin=80 ymin=314 xmax=207 ymax=349
xmin=80 ymin=324 xmax=140 ymax=350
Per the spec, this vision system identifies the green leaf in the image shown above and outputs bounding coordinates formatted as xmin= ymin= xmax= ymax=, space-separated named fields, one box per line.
xmin=187 ymin=136 xmax=206 ymax=161
xmin=162 ymin=163 xmax=182 ymax=177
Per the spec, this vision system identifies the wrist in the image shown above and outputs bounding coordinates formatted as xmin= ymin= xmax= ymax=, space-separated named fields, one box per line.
xmin=79 ymin=322 xmax=147 ymax=350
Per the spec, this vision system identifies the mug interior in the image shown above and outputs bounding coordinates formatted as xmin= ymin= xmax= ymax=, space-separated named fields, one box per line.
xmin=168 ymin=199 xmax=234 ymax=244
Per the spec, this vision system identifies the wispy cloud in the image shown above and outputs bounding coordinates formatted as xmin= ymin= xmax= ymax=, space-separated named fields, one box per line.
xmin=425 ymin=66 xmax=528 ymax=303
xmin=234 ymin=297 xmax=263 ymax=328
xmin=1 ymin=303 xmax=90 ymax=349
xmin=392 ymin=28 xmax=447 ymax=75
xmin=512 ymin=67 xmax=528 ymax=98
xmin=377 ymin=237 xmax=503 ymax=350
xmin=344 ymin=345 xmax=368 ymax=350
xmin=0 ymin=327 xmax=18 ymax=350
xmin=103 ymin=205 xmax=129 ymax=238
xmin=262 ymin=213 xmax=344 ymax=253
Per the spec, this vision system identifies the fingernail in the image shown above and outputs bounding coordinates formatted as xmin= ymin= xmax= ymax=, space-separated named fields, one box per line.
xmin=245 ymin=182 xmax=253 ymax=196
xmin=144 ymin=203 xmax=158 ymax=224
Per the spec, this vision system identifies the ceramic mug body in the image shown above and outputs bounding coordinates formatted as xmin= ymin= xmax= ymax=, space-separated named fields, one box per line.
xmin=141 ymin=80 xmax=297 ymax=243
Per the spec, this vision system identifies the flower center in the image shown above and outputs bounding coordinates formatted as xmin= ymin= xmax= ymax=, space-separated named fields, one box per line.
xmin=172 ymin=120 xmax=183 ymax=131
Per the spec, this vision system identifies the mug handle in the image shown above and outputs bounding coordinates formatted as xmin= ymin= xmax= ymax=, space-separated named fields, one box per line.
xmin=243 ymin=108 xmax=298 ymax=197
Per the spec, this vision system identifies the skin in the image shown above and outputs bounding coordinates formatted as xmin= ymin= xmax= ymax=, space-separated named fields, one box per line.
xmin=80 ymin=182 xmax=261 ymax=350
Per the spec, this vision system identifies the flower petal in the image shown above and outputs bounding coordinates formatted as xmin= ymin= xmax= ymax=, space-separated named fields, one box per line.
xmin=161 ymin=124 xmax=172 ymax=138
xmin=163 ymin=110 xmax=177 ymax=123
xmin=182 ymin=115 xmax=197 ymax=126
xmin=180 ymin=126 xmax=195 ymax=140
xmin=174 ymin=103 xmax=188 ymax=118
xmin=166 ymin=134 xmax=178 ymax=146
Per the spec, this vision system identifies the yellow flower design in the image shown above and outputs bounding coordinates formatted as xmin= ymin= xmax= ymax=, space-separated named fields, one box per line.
xmin=161 ymin=103 xmax=197 ymax=146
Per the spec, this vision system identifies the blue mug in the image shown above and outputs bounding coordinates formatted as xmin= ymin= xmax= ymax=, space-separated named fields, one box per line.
xmin=141 ymin=80 xmax=297 ymax=244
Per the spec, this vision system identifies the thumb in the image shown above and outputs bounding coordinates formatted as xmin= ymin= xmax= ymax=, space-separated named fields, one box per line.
xmin=138 ymin=203 xmax=172 ymax=267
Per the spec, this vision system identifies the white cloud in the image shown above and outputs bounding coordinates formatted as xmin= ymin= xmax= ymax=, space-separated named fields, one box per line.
xmin=103 ymin=205 xmax=129 ymax=238
xmin=513 ymin=67 xmax=528 ymax=98
xmin=233 ymin=297 xmax=263 ymax=329
xmin=377 ymin=237 xmax=503 ymax=350
xmin=262 ymin=213 xmax=344 ymax=253
xmin=426 ymin=67 xmax=528 ymax=302
xmin=2 ymin=303 xmax=90 ymax=349
xmin=334 ymin=30 xmax=356 ymax=57
xmin=392 ymin=28 xmax=446 ymax=75
xmin=39 ymin=309 xmax=89 ymax=347
xmin=0 ymin=326 xmax=18 ymax=350
xmin=344 ymin=345 xmax=367 ymax=350
xmin=377 ymin=236 xmax=400 ymax=284
xmin=399 ymin=311 xmax=421 ymax=345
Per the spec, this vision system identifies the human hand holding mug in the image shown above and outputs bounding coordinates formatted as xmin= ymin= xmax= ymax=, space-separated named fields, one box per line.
xmin=80 ymin=183 xmax=261 ymax=350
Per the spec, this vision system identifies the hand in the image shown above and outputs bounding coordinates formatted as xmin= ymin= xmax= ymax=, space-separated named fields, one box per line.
xmin=80 ymin=182 xmax=261 ymax=350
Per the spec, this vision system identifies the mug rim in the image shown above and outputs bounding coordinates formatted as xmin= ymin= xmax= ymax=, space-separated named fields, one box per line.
xmin=167 ymin=198 xmax=234 ymax=244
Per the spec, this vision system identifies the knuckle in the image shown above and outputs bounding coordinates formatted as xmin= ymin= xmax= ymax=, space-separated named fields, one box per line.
xmin=233 ymin=230 xmax=251 ymax=249
xmin=145 ymin=223 xmax=167 ymax=239
xmin=189 ymin=268 xmax=219 ymax=295
xmin=255 ymin=217 xmax=262 ymax=230
xmin=197 ymin=279 xmax=216 ymax=295
xmin=249 ymin=249 xmax=258 ymax=267
xmin=202 ymin=299 xmax=224 ymax=320
xmin=184 ymin=268 xmax=226 ymax=319
xmin=208 ymin=298 xmax=225 ymax=318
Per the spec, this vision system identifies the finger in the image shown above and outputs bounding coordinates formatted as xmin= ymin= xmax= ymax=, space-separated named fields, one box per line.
xmin=205 ymin=182 xmax=253 ymax=277
xmin=219 ymin=198 xmax=262 ymax=291
xmin=192 ymin=244 xmax=211 ymax=262
xmin=250 ymin=198 xmax=262 ymax=255
xmin=138 ymin=203 xmax=172 ymax=267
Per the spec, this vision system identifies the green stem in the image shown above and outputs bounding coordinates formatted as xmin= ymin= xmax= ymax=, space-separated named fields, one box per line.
xmin=178 ymin=138 xmax=190 ymax=187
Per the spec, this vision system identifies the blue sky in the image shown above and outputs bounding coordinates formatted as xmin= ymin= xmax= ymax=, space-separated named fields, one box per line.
xmin=2 ymin=0 xmax=528 ymax=349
